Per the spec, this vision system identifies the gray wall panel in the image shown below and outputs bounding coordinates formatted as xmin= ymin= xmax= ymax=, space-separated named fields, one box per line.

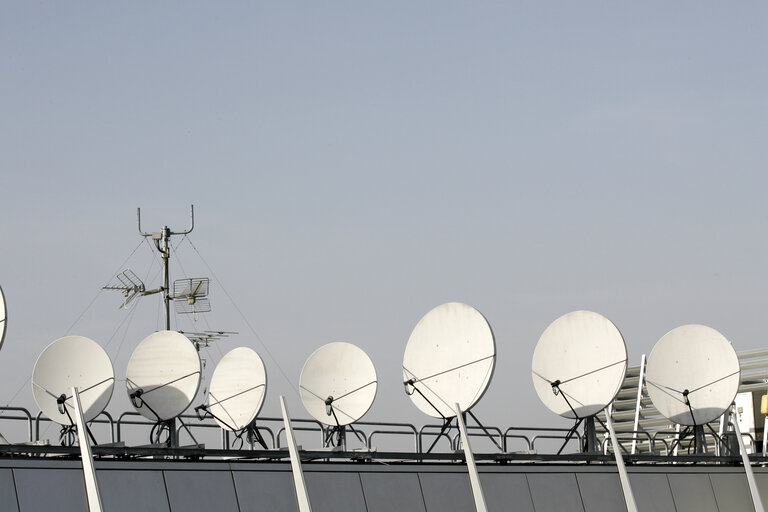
xmin=418 ymin=472 xmax=474 ymax=512
xmin=751 ymin=473 xmax=768 ymax=511
xmin=233 ymin=471 xmax=297 ymax=512
xmin=0 ymin=469 xmax=18 ymax=512
xmin=305 ymin=471 xmax=367 ymax=512
xmin=479 ymin=473 xmax=534 ymax=512
xmin=709 ymin=473 xmax=754 ymax=512
xmin=628 ymin=473 xmax=676 ymax=512
xmin=668 ymin=473 xmax=718 ymax=512
xmin=527 ymin=473 xmax=585 ymax=512
xmin=360 ymin=472 xmax=426 ymax=512
xmin=14 ymin=468 xmax=87 ymax=512
xmin=576 ymin=473 xmax=626 ymax=512
xmin=98 ymin=469 xmax=169 ymax=512
xmin=164 ymin=470 xmax=239 ymax=512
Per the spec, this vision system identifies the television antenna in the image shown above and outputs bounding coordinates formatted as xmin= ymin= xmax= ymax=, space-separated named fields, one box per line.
xmin=645 ymin=324 xmax=740 ymax=454
xmin=196 ymin=347 xmax=268 ymax=449
xmin=299 ymin=342 xmax=377 ymax=450
xmin=31 ymin=336 xmax=115 ymax=446
xmin=402 ymin=302 xmax=499 ymax=453
xmin=103 ymin=206 xmax=231 ymax=351
xmin=125 ymin=330 xmax=202 ymax=447
xmin=532 ymin=310 xmax=627 ymax=453
xmin=177 ymin=330 xmax=236 ymax=350
xmin=103 ymin=269 xmax=145 ymax=309
xmin=173 ymin=277 xmax=211 ymax=314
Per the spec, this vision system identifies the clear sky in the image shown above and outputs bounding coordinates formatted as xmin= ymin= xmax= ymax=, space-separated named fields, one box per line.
xmin=1 ymin=3 xmax=767 ymax=441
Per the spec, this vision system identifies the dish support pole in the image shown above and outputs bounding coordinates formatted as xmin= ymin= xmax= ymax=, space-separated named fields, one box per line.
xmin=606 ymin=406 xmax=638 ymax=512
xmin=455 ymin=403 xmax=488 ymax=512
xmin=72 ymin=386 xmax=103 ymax=512
xmin=281 ymin=396 xmax=313 ymax=512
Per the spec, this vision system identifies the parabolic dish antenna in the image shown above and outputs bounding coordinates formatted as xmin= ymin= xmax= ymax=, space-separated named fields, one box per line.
xmin=32 ymin=336 xmax=115 ymax=424
xmin=206 ymin=347 xmax=267 ymax=431
xmin=126 ymin=330 xmax=201 ymax=421
xmin=402 ymin=302 xmax=496 ymax=418
xmin=0 ymin=285 xmax=6 ymax=351
xmin=299 ymin=342 xmax=377 ymax=426
xmin=532 ymin=310 xmax=628 ymax=419
xmin=645 ymin=324 xmax=740 ymax=426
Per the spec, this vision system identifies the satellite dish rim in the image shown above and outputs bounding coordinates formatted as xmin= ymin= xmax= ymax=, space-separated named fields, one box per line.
xmin=0 ymin=285 xmax=6 ymax=352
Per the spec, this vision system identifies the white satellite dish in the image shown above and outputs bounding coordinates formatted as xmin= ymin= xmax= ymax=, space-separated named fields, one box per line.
xmin=645 ymin=324 xmax=740 ymax=426
xmin=206 ymin=347 xmax=267 ymax=431
xmin=299 ymin=342 xmax=377 ymax=426
xmin=126 ymin=330 xmax=202 ymax=421
xmin=402 ymin=302 xmax=496 ymax=418
xmin=532 ymin=310 xmax=628 ymax=419
xmin=0 ymin=286 xmax=6 ymax=352
xmin=32 ymin=336 xmax=115 ymax=424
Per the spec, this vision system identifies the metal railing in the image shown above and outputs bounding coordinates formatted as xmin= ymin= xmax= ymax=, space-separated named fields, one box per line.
xmin=0 ymin=406 xmax=764 ymax=465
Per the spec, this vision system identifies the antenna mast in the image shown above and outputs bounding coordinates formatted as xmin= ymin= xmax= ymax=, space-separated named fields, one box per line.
xmin=136 ymin=205 xmax=194 ymax=330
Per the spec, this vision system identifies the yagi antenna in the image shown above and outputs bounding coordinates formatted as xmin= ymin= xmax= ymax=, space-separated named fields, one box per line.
xmin=177 ymin=330 xmax=236 ymax=350
xmin=103 ymin=269 xmax=145 ymax=308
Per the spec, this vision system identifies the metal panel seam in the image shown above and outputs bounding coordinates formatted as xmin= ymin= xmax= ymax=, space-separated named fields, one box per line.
xmin=666 ymin=474 xmax=680 ymax=512
xmin=572 ymin=472 xmax=588 ymax=512
xmin=10 ymin=469 xmax=20 ymax=512
xmin=523 ymin=474 xmax=538 ymax=512
xmin=356 ymin=472 xmax=370 ymax=512
xmin=416 ymin=473 xmax=429 ymax=512
xmin=161 ymin=470 xmax=173 ymax=512
xmin=230 ymin=468 xmax=242 ymax=512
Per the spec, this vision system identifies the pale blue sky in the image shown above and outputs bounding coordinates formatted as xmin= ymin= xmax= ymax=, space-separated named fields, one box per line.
xmin=1 ymin=3 xmax=767 ymax=437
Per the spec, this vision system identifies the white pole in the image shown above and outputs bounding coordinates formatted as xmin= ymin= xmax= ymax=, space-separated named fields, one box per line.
xmin=605 ymin=408 xmax=638 ymax=512
xmin=455 ymin=404 xmax=488 ymax=512
xmin=732 ymin=416 xmax=765 ymax=512
xmin=71 ymin=387 xmax=103 ymax=512
xmin=631 ymin=354 xmax=646 ymax=454
xmin=280 ymin=396 xmax=313 ymax=512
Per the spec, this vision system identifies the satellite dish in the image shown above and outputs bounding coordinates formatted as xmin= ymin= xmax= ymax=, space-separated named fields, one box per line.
xmin=126 ymin=330 xmax=202 ymax=421
xmin=402 ymin=302 xmax=496 ymax=418
xmin=0 ymin=286 xmax=6 ymax=352
xmin=532 ymin=310 xmax=628 ymax=419
xmin=206 ymin=347 xmax=267 ymax=431
xmin=645 ymin=324 xmax=740 ymax=426
xmin=32 ymin=336 xmax=115 ymax=424
xmin=299 ymin=342 xmax=377 ymax=426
